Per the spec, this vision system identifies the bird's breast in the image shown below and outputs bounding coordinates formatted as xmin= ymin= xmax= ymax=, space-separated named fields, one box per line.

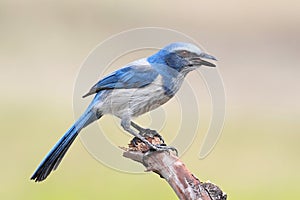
xmin=100 ymin=76 xmax=174 ymax=118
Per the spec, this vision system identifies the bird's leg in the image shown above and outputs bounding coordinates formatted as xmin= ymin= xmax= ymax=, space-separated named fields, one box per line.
xmin=121 ymin=120 xmax=160 ymax=150
xmin=130 ymin=121 xmax=164 ymax=143
xmin=124 ymin=120 xmax=177 ymax=156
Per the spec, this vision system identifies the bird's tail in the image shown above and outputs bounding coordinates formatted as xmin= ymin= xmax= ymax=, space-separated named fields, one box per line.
xmin=30 ymin=109 xmax=101 ymax=182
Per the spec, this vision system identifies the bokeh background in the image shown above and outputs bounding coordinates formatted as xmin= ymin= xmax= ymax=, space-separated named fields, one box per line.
xmin=1 ymin=0 xmax=299 ymax=199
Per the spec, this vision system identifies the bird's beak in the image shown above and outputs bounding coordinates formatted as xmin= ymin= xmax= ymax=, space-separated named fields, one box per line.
xmin=189 ymin=53 xmax=217 ymax=67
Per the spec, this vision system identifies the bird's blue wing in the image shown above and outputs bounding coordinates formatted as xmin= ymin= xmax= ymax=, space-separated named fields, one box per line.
xmin=83 ymin=63 xmax=159 ymax=98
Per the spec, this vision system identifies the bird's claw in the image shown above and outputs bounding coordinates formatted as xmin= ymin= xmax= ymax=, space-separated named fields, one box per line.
xmin=142 ymin=129 xmax=165 ymax=144
xmin=129 ymin=123 xmax=177 ymax=156
xmin=142 ymin=144 xmax=178 ymax=164
xmin=131 ymin=137 xmax=178 ymax=156
xmin=148 ymin=143 xmax=178 ymax=156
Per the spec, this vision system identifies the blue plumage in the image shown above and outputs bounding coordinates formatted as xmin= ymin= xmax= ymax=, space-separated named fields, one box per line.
xmin=31 ymin=42 xmax=217 ymax=182
xmin=83 ymin=65 xmax=159 ymax=97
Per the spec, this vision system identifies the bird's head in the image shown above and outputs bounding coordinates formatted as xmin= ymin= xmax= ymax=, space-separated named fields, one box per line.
xmin=148 ymin=42 xmax=217 ymax=73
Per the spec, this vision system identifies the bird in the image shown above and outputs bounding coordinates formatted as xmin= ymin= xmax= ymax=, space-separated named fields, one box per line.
xmin=30 ymin=42 xmax=217 ymax=182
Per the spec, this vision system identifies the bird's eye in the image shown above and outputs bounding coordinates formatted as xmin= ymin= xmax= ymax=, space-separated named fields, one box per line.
xmin=180 ymin=50 xmax=188 ymax=57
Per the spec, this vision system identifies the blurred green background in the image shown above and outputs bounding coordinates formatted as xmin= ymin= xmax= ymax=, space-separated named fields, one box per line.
xmin=1 ymin=0 xmax=300 ymax=199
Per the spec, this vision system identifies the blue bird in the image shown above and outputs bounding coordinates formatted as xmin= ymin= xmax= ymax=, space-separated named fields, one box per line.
xmin=31 ymin=42 xmax=217 ymax=182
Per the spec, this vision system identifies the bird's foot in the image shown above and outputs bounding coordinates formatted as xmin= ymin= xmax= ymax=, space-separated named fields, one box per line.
xmin=148 ymin=143 xmax=178 ymax=156
xmin=141 ymin=129 xmax=165 ymax=144
xmin=130 ymin=122 xmax=165 ymax=143
xmin=130 ymin=136 xmax=178 ymax=156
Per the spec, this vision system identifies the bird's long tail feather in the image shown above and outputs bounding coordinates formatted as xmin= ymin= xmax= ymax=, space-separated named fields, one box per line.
xmin=30 ymin=109 xmax=100 ymax=182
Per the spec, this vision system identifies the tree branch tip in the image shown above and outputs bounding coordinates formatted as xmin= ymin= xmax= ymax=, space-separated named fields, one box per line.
xmin=121 ymin=135 xmax=227 ymax=200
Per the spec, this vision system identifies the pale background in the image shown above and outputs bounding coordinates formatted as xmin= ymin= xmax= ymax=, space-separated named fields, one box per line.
xmin=1 ymin=1 xmax=299 ymax=199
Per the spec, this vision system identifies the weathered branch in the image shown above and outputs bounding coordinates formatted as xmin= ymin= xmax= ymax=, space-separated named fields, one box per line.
xmin=121 ymin=137 xmax=227 ymax=200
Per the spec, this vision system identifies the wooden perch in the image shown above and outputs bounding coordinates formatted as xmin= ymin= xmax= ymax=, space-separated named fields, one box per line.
xmin=121 ymin=136 xmax=227 ymax=200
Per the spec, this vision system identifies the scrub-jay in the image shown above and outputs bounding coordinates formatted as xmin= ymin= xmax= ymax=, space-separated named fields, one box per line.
xmin=31 ymin=42 xmax=217 ymax=182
